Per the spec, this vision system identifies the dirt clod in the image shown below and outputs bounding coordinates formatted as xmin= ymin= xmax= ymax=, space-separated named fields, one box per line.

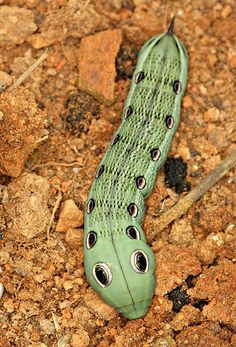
xmin=3 ymin=172 xmax=51 ymax=239
xmin=56 ymin=199 xmax=83 ymax=232
xmin=0 ymin=87 xmax=47 ymax=177
xmin=27 ymin=2 xmax=101 ymax=49
xmin=77 ymin=29 xmax=122 ymax=104
xmin=0 ymin=6 xmax=37 ymax=49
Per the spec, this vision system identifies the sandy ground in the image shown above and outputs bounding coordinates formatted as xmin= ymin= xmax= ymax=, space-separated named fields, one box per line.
xmin=0 ymin=1 xmax=235 ymax=346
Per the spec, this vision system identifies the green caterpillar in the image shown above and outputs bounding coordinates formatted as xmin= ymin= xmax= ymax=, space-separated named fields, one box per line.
xmin=84 ymin=18 xmax=188 ymax=319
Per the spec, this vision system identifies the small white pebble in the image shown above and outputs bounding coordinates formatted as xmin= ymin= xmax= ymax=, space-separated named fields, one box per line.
xmin=225 ymin=224 xmax=235 ymax=232
xmin=211 ymin=234 xmax=224 ymax=246
xmin=0 ymin=283 xmax=4 ymax=300
xmin=73 ymin=167 xmax=80 ymax=175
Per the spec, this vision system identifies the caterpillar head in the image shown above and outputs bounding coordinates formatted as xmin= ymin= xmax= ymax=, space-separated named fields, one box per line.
xmin=84 ymin=227 xmax=156 ymax=319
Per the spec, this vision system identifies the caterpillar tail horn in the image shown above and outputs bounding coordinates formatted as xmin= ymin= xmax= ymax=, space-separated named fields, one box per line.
xmin=167 ymin=16 xmax=175 ymax=36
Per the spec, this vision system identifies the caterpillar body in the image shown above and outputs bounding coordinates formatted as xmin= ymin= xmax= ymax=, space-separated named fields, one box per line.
xmin=84 ymin=18 xmax=188 ymax=319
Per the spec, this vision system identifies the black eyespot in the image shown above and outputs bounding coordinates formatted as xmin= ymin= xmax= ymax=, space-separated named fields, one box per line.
xmin=131 ymin=250 xmax=149 ymax=273
xmin=86 ymin=231 xmax=97 ymax=249
xmin=128 ymin=203 xmax=138 ymax=218
xmin=165 ymin=116 xmax=174 ymax=129
xmin=124 ymin=106 xmax=133 ymax=119
xmin=150 ymin=148 xmax=161 ymax=161
xmin=111 ymin=134 xmax=120 ymax=146
xmin=173 ymin=80 xmax=182 ymax=94
xmin=95 ymin=165 xmax=104 ymax=179
xmin=126 ymin=226 xmax=140 ymax=240
xmin=87 ymin=198 xmax=95 ymax=214
xmin=135 ymin=71 xmax=144 ymax=84
xmin=93 ymin=263 xmax=112 ymax=288
xmin=136 ymin=176 xmax=146 ymax=190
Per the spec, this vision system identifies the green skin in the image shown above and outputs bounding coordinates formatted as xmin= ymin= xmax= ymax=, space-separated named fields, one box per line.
xmin=84 ymin=27 xmax=188 ymax=319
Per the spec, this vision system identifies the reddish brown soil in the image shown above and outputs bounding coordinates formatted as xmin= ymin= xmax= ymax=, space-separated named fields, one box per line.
xmin=0 ymin=1 xmax=235 ymax=346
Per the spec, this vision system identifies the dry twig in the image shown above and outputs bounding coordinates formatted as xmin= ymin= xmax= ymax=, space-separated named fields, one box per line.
xmin=149 ymin=148 xmax=236 ymax=241
xmin=47 ymin=190 xmax=63 ymax=241
xmin=30 ymin=161 xmax=82 ymax=170
xmin=8 ymin=50 xmax=48 ymax=92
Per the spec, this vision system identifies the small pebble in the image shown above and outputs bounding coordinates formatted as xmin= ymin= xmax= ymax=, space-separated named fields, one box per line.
xmin=39 ymin=318 xmax=55 ymax=335
xmin=56 ymin=199 xmax=83 ymax=232
xmin=0 ymin=71 xmax=12 ymax=90
xmin=183 ymin=95 xmax=193 ymax=109
xmin=203 ymin=107 xmax=220 ymax=122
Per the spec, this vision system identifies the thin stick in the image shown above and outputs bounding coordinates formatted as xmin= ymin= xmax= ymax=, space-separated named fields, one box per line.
xmin=149 ymin=149 xmax=236 ymax=241
xmin=30 ymin=161 xmax=82 ymax=170
xmin=47 ymin=190 xmax=63 ymax=241
xmin=8 ymin=50 xmax=48 ymax=92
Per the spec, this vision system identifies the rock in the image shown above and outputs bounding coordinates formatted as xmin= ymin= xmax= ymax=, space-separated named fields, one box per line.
xmin=4 ymin=172 xmax=51 ymax=239
xmin=191 ymin=138 xmax=218 ymax=158
xmin=0 ymin=71 xmax=12 ymax=90
xmin=197 ymin=232 xmax=224 ymax=263
xmin=169 ymin=219 xmax=194 ymax=246
xmin=221 ymin=5 xmax=232 ymax=18
xmin=71 ymin=328 xmax=90 ymax=347
xmin=182 ymin=95 xmax=193 ymax=109
xmin=73 ymin=307 xmax=92 ymax=327
xmin=57 ymin=335 xmax=72 ymax=347
xmin=65 ymin=228 xmax=83 ymax=250
xmin=0 ymin=87 xmax=47 ymax=177
xmin=197 ymin=207 xmax=227 ymax=234
xmin=153 ymin=336 xmax=176 ymax=347
xmin=77 ymin=29 xmax=122 ymax=105
xmin=27 ymin=2 xmax=101 ymax=49
xmin=0 ymin=250 xmax=10 ymax=265
xmin=0 ymin=6 xmax=37 ymax=49
xmin=227 ymin=49 xmax=236 ymax=68
xmin=177 ymin=144 xmax=191 ymax=161
xmin=201 ymin=155 xmax=221 ymax=171
xmin=63 ymin=278 xmax=83 ymax=291
xmin=39 ymin=318 xmax=55 ymax=335
xmin=56 ymin=199 xmax=83 ymax=232
xmin=207 ymin=125 xmax=228 ymax=149
xmin=203 ymin=107 xmax=220 ymax=122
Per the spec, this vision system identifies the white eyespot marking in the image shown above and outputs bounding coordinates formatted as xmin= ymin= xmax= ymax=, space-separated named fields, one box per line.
xmin=95 ymin=165 xmax=104 ymax=179
xmin=124 ymin=106 xmax=133 ymax=119
xmin=86 ymin=231 xmax=97 ymax=249
xmin=165 ymin=116 xmax=174 ymax=129
xmin=135 ymin=71 xmax=144 ymax=84
xmin=136 ymin=176 xmax=146 ymax=190
xmin=173 ymin=80 xmax=182 ymax=94
xmin=126 ymin=226 xmax=140 ymax=240
xmin=111 ymin=134 xmax=120 ymax=146
xmin=93 ymin=263 xmax=112 ymax=288
xmin=131 ymin=250 xmax=149 ymax=273
xmin=87 ymin=198 xmax=95 ymax=214
xmin=128 ymin=203 xmax=138 ymax=217
xmin=150 ymin=148 xmax=161 ymax=161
